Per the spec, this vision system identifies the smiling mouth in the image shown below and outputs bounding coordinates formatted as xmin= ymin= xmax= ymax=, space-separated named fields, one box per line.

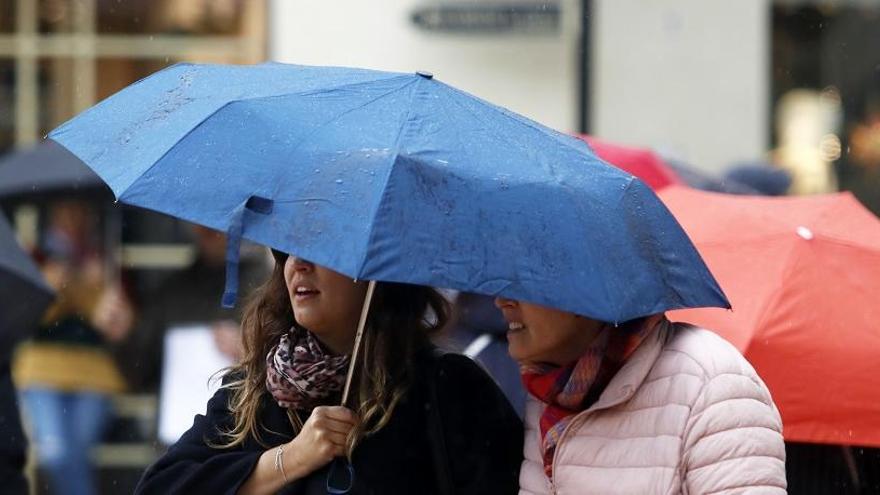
xmin=507 ymin=322 xmax=526 ymax=333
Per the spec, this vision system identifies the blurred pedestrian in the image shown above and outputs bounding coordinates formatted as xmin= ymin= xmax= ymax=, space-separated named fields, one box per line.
xmin=13 ymin=201 xmax=133 ymax=495
xmin=135 ymin=252 xmax=523 ymax=494
xmin=115 ymin=225 xmax=268 ymax=394
xmin=494 ymin=298 xmax=787 ymax=494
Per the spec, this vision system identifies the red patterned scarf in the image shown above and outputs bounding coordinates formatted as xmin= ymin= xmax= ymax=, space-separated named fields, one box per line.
xmin=521 ymin=314 xmax=663 ymax=479
xmin=265 ymin=327 xmax=350 ymax=411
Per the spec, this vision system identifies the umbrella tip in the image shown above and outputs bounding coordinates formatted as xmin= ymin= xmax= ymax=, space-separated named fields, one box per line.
xmin=415 ymin=70 xmax=434 ymax=79
xmin=796 ymin=226 xmax=814 ymax=240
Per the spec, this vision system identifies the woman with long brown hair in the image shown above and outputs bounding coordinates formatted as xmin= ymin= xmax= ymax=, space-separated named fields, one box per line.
xmin=135 ymin=250 xmax=522 ymax=494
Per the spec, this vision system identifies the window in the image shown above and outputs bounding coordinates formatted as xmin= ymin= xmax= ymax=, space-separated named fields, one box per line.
xmin=0 ymin=0 xmax=266 ymax=152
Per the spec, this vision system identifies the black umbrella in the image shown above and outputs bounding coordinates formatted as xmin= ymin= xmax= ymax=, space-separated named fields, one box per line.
xmin=0 ymin=141 xmax=119 ymax=285
xmin=0 ymin=213 xmax=54 ymax=351
xmin=0 ymin=140 xmax=107 ymax=201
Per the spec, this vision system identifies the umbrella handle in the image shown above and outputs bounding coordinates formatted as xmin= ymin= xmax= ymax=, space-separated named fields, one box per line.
xmin=326 ymin=457 xmax=355 ymax=494
xmin=326 ymin=280 xmax=374 ymax=494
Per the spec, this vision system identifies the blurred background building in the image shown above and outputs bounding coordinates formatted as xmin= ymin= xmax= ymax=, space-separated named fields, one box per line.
xmin=1 ymin=0 xmax=879 ymax=493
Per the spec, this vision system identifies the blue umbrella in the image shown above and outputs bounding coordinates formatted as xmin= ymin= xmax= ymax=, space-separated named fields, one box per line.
xmin=49 ymin=62 xmax=728 ymax=323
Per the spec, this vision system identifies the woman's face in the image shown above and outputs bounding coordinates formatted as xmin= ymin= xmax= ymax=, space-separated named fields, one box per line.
xmin=283 ymin=256 xmax=368 ymax=354
xmin=494 ymin=297 xmax=604 ymax=366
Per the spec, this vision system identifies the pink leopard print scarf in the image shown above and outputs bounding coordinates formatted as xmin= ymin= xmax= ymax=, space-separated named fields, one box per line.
xmin=265 ymin=327 xmax=350 ymax=411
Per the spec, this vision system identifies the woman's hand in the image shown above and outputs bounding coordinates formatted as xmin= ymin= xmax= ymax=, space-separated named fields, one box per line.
xmin=237 ymin=406 xmax=358 ymax=495
xmin=285 ymin=406 xmax=358 ymax=477
xmin=91 ymin=285 xmax=134 ymax=343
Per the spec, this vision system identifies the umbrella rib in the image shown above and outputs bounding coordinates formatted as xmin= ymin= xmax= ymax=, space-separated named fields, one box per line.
xmin=117 ymin=77 xmax=417 ymax=201
xmin=267 ymin=79 xmax=420 ymax=202
xmin=442 ymin=89 xmax=551 ymax=177
xmin=747 ymin=239 xmax=804 ymax=350
xmin=355 ymin=78 xmax=423 ymax=277
xmin=615 ymin=178 xmax=681 ymax=320
xmin=290 ymin=74 xmax=413 ymax=98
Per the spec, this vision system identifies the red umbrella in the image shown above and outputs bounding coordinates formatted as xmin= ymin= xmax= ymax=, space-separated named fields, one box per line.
xmin=663 ymin=186 xmax=880 ymax=447
xmin=577 ymin=135 xmax=682 ymax=190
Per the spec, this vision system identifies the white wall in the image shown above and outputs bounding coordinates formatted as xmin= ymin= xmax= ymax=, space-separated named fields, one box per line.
xmin=591 ymin=0 xmax=769 ymax=172
xmin=269 ymin=0 xmax=581 ymax=132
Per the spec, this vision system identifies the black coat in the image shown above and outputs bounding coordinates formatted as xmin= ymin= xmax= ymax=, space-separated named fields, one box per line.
xmin=0 ymin=363 xmax=27 ymax=495
xmin=135 ymin=350 xmax=523 ymax=495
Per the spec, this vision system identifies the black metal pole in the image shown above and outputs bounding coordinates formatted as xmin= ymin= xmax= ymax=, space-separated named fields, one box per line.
xmin=578 ymin=0 xmax=591 ymax=134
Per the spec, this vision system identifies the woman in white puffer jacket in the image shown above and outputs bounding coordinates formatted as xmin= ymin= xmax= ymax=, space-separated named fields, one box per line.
xmin=494 ymin=297 xmax=787 ymax=495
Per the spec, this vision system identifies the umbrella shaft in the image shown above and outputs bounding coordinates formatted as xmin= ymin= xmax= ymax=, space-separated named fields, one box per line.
xmin=341 ymin=280 xmax=376 ymax=408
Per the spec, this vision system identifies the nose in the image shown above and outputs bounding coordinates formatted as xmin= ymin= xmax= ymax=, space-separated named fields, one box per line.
xmin=290 ymin=256 xmax=315 ymax=273
xmin=494 ymin=296 xmax=517 ymax=309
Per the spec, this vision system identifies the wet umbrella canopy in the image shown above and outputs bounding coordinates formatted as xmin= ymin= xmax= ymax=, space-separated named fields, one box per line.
xmin=49 ymin=62 xmax=728 ymax=323
xmin=664 ymin=186 xmax=880 ymax=447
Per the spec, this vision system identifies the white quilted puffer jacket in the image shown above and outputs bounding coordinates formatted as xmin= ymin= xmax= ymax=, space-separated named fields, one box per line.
xmin=519 ymin=321 xmax=787 ymax=495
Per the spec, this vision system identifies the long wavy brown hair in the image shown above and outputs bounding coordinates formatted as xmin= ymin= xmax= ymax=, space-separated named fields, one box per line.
xmin=214 ymin=251 xmax=449 ymax=456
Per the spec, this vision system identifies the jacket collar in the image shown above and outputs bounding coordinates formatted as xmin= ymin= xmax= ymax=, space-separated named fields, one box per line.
xmin=584 ymin=317 xmax=671 ymax=413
